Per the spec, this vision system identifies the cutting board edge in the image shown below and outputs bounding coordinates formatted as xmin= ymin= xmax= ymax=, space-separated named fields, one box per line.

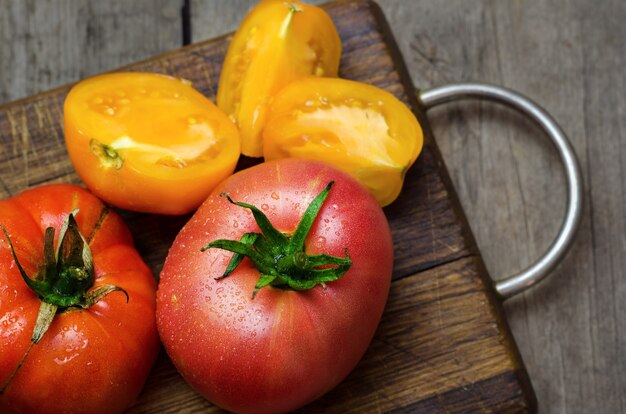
xmin=363 ymin=0 xmax=538 ymax=410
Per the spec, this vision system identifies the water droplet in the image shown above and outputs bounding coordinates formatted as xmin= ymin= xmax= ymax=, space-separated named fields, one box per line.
xmin=261 ymin=204 xmax=269 ymax=211
xmin=271 ymin=192 xmax=279 ymax=200
xmin=54 ymin=354 xmax=80 ymax=365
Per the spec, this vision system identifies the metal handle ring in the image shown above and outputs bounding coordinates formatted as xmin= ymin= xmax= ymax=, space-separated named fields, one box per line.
xmin=417 ymin=83 xmax=583 ymax=299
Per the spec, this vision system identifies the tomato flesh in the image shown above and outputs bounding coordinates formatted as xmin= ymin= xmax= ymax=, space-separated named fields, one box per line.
xmin=217 ymin=0 xmax=341 ymax=157
xmin=64 ymin=72 xmax=240 ymax=214
xmin=280 ymin=103 xmax=401 ymax=167
xmin=263 ymin=77 xmax=424 ymax=206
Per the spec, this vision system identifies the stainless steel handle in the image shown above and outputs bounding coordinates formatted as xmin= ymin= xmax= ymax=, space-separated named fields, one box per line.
xmin=417 ymin=83 xmax=583 ymax=299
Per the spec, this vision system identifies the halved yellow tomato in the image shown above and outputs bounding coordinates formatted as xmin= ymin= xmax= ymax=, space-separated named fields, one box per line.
xmin=217 ymin=0 xmax=341 ymax=157
xmin=64 ymin=72 xmax=240 ymax=215
xmin=263 ymin=77 xmax=424 ymax=206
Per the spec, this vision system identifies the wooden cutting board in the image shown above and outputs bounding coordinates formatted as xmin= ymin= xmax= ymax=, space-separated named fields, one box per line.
xmin=0 ymin=0 xmax=536 ymax=412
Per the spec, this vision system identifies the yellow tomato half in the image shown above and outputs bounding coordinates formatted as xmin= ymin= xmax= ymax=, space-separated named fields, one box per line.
xmin=217 ymin=0 xmax=341 ymax=157
xmin=64 ymin=72 xmax=240 ymax=215
xmin=263 ymin=77 xmax=424 ymax=206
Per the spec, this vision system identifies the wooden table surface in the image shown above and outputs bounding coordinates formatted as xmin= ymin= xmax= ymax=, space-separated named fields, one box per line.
xmin=1 ymin=1 xmax=624 ymax=413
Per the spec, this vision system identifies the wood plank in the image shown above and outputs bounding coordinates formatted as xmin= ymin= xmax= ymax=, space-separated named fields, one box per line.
xmin=131 ymin=257 xmax=534 ymax=413
xmin=3 ymin=1 xmax=623 ymax=413
xmin=370 ymin=1 xmax=625 ymax=412
xmin=0 ymin=0 xmax=184 ymax=103
xmin=574 ymin=1 xmax=626 ymax=412
xmin=0 ymin=0 xmax=537 ymax=412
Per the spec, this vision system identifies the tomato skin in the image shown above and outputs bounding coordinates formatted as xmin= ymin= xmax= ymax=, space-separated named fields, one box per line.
xmin=157 ymin=159 xmax=393 ymax=413
xmin=263 ymin=77 xmax=424 ymax=206
xmin=217 ymin=0 xmax=341 ymax=157
xmin=64 ymin=72 xmax=240 ymax=215
xmin=0 ymin=185 xmax=159 ymax=414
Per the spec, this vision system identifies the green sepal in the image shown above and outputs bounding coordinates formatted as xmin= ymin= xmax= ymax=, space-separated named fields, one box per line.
xmin=252 ymin=274 xmax=278 ymax=299
xmin=204 ymin=238 xmax=276 ymax=275
xmin=1 ymin=225 xmax=48 ymax=295
xmin=56 ymin=213 xmax=94 ymax=297
xmin=286 ymin=181 xmax=334 ymax=255
xmin=82 ymin=284 xmax=129 ymax=308
xmin=1 ymin=210 xmax=128 ymax=341
xmin=211 ymin=232 xmax=259 ymax=280
xmin=42 ymin=227 xmax=57 ymax=283
xmin=31 ymin=302 xmax=58 ymax=344
xmin=220 ymin=193 xmax=288 ymax=254
xmin=203 ymin=182 xmax=352 ymax=298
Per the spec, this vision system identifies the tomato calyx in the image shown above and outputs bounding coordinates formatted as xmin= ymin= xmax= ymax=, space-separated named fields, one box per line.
xmin=1 ymin=211 xmax=128 ymax=344
xmin=201 ymin=181 xmax=352 ymax=298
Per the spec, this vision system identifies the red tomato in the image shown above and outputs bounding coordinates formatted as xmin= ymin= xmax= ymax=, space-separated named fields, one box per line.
xmin=0 ymin=185 xmax=159 ymax=414
xmin=157 ymin=159 xmax=393 ymax=413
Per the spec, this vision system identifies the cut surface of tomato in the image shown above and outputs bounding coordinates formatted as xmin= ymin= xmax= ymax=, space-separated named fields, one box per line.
xmin=217 ymin=0 xmax=341 ymax=157
xmin=64 ymin=72 xmax=240 ymax=214
xmin=263 ymin=77 xmax=424 ymax=206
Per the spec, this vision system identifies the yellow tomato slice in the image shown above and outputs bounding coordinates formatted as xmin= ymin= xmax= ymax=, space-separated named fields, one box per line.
xmin=263 ymin=77 xmax=424 ymax=206
xmin=217 ymin=0 xmax=341 ymax=157
xmin=64 ymin=72 xmax=240 ymax=214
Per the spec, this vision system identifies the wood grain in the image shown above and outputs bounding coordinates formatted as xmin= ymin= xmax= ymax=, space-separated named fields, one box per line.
xmin=131 ymin=256 xmax=532 ymax=413
xmin=371 ymin=1 xmax=625 ymax=413
xmin=0 ymin=1 xmax=535 ymax=411
xmin=2 ymin=0 xmax=624 ymax=412
xmin=0 ymin=0 xmax=184 ymax=103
